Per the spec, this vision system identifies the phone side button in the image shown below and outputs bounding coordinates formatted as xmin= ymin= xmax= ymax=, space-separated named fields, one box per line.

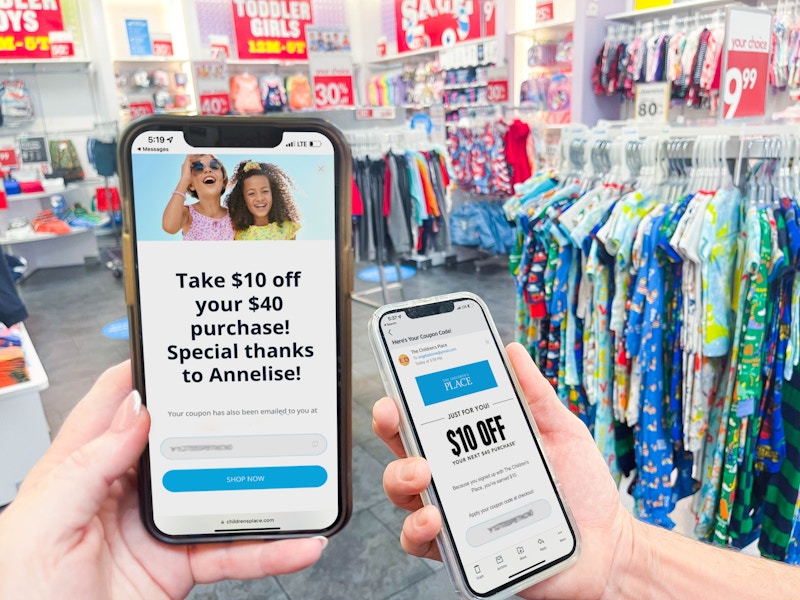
xmin=121 ymin=232 xmax=136 ymax=302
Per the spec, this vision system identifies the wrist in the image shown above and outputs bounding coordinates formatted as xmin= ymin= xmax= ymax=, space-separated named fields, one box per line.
xmin=600 ymin=510 xmax=644 ymax=600
xmin=172 ymin=190 xmax=186 ymax=198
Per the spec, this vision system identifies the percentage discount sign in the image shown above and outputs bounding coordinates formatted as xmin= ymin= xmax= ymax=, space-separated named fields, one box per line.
xmin=152 ymin=39 xmax=174 ymax=57
xmin=722 ymin=7 xmax=771 ymax=120
xmin=199 ymin=93 xmax=231 ymax=115
xmin=536 ymin=0 xmax=554 ymax=22
xmin=313 ymin=75 xmax=354 ymax=109
xmin=129 ymin=101 xmax=155 ymax=120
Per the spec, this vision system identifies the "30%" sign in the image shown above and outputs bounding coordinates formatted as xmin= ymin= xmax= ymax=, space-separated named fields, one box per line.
xmin=313 ymin=75 xmax=354 ymax=109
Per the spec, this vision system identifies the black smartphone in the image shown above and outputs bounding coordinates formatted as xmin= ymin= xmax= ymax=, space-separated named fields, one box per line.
xmin=118 ymin=115 xmax=352 ymax=543
xmin=369 ymin=293 xmax=580 ymax=599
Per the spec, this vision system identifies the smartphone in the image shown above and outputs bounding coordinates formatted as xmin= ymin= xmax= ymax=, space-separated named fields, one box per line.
xmin=118 ymin=115 xmax=352 ymax=543
xmin=369 ymin=292 xmax=579 ymax=599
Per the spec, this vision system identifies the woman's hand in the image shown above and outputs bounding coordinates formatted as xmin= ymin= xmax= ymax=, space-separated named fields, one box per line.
xmin=373 ymin=342 xmax=635 ymax=600
xmin=0 ymin=361 xmax=326 ymax=599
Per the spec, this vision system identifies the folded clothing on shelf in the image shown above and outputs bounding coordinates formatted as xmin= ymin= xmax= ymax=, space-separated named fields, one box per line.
xmin=0 ymin=324 xmax=30 ymax=388
xmin=31 ymin=209 xmax=71 ymax=235
xmin=5 ymin=217 xmax=34 ymax=239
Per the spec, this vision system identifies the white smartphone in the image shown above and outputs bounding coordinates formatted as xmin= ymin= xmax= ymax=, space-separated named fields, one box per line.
xmin=369 ymin=292 xmax=580 ymax=599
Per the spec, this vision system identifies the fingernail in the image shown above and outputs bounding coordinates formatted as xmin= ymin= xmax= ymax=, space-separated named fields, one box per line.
xmin=111 ymin=390 xmax=143 ymax=432
xmin=414 ymin=509 xmax=429 ymax=528
xmin=313 ymin=535 xmax=329 ymax=551
xmin=399 ymin=461 xmax=417 ymax=482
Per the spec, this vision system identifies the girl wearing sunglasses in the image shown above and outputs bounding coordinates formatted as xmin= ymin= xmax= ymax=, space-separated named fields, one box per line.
xmin=162 ymin=154 xmax=234 ymax=240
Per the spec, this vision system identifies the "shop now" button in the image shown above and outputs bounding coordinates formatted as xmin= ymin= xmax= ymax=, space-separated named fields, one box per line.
xmin=162 ymin=466 xmax=328 ymax=492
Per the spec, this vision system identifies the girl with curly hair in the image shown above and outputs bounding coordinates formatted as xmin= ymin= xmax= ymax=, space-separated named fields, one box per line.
xmin=227 ymin=160 xmax=302 ymax=240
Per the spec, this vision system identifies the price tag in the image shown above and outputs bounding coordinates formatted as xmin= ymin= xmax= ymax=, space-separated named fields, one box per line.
xmin=49 ymin=31 xmax=74 ymax=58
xmin=152 ymin=39 xmax=174 ymax=57
xmin=634 ymin=82 xmax=670 ymax=123
xmin=722 ymin=7 xmax=771 ymax=120
xmin=313 ymin=75 xmax=354 ymax=109
xmin=199 ymin=93 xmax=231 ymax=116
xmin=129 ymin=101 xmax=155 ymax=120
xmin=0 ymin=148 xmax=19 ymax=168
xmin=536 ymin=1 xmax=554 ymax=22
xmin=487 ymin=79 xmax=509 ymax=104
xmin=355 ymin=107 xmax=396 ymax=120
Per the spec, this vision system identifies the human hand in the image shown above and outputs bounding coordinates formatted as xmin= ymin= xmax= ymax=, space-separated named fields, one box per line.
xmin=373 ymin=342 xmax=635 ymax=600
xmin=0 ymin=361 xmax=326 ymax=600
xmin=178 ymin=154 xmax=200 ymax=192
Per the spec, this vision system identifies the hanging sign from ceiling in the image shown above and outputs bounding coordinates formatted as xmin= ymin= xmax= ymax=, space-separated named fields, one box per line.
xmin=232 ymin=0 xmax=313 ymax=61
xmin=0 ymin=0 xmax=68 ymax=59
xmin=394 ymin=0 xmax=490 ymax=54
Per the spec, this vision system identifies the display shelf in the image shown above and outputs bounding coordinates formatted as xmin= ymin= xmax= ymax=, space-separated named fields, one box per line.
xmin=508 ymin=18 xmax=576 ymax=36
xmin=443 ymin=82 xmax=488 ymax=90
xmin=368 ymin=37 xmax=496 ymax=66
xmin=0 ymin=59 xmax=91 ymax=74
xmin=444 ymin=102 xmax=497 ymax=110
xmin=0 ymin=323 xmax=48 ymax=400
xmin=7 ymin=190 xmax=67 ymax=203
xmin=606 ymin=0 xmax=748 ymax=21
xmin=224 ymin=59 xmax=309 ymax=67
xmin=114 ymin=56 xmax=191 ymax=63
xmin=0 ymin=227 xmax=91 ymax=246
xmin=0 ymin=321 xmax=50 ymax=506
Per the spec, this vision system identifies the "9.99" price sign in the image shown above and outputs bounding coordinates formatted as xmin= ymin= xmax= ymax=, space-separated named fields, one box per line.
xmin=722 ymin=7 xmax=771 ymax=120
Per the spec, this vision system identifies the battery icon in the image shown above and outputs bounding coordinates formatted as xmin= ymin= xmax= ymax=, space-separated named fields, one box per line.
xmin=309 ymin=140 xmax=322 ymax=147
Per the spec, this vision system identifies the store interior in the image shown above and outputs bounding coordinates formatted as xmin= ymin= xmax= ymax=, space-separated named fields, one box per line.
xmin=3 ymin=0 xmax=800 ymax=598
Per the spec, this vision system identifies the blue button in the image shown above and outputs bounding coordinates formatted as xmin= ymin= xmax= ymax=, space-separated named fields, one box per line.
xmin=162 ymin=466 xmax=327 ymax=492
xmin=415 ymin=360 xmax=498 ymax=406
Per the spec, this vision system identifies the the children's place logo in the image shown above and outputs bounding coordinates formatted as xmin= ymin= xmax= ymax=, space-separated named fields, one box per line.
xmin=416 ymin=360 xmax=497 ymax=406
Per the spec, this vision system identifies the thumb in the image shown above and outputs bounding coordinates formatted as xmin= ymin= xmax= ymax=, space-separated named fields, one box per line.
xmin=31 ymin=390 xmax=150 ymax=538
xmin=506 ymin=342 xmax=577 ymax=435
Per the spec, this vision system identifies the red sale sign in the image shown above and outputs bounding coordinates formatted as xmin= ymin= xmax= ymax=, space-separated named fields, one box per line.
xmin=536 ymin=0 xmax=554 ymax=22
xmin=483 ymin=0 xmax=495 ymax=37
xmin=0 ymin=0 xmax=65 ymax=59
xmin=722 ymin=7 xmax=771 ymax=120
xmin=395 ymin=0 xmax=483 ymax=53
xmin=129 ymin=101 xmax=155 ymax=120
xmin=231 ymin=0 xmax=312 ymax=60
xmin=199 ymin=92 xmax=231 ymax=115
xmin=313 ymin=74 xmax=354 ymax=109
xmin=152 ymin=39 xmax=174 ymax=57
xmin=487 ymin=79 xmax=508 ymax=103
xmin=0 ymin=148 xmax=18 ymax=168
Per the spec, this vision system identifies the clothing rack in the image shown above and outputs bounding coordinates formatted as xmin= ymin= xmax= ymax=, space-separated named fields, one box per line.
xmin=511 ymin=121 xmax=800 ymax=557
xmin=347 ymin=126 xmax=451 ymax=307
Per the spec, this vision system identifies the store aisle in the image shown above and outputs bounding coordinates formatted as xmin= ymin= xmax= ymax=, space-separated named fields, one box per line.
xmin=16 ymin=259 xmax=516 ymax=600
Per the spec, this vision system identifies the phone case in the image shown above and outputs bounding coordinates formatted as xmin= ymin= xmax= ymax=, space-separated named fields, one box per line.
xmin=368 ymin=292 xmax=581 ymax=600
xmin=118 ymin=115 xmax=353 ymax=544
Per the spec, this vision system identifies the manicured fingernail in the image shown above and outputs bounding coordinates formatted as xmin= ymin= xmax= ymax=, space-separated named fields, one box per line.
xmin=313 ymin=536 xmax=329 ymax=550
xmin=399 ymin=461 xmax=417 ymax=482
xmin=112 ymin=390 xmax=142 ymax=432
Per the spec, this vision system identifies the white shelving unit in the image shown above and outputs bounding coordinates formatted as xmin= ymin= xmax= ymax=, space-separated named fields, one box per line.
xmin=0 ymin=186 xmax=99 ymax=275
xmin=0 ymin=323 xmax=50 ymax=505
xmin=510 ymin=0 xmax=628 ymax=127
xmin=605 ymin=0 xmax=753 ymax=21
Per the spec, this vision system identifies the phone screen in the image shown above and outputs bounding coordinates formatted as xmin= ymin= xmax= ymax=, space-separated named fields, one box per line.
xmin=123 ymin=123 xmax=348 ymax=540
xmin=378 ymin=298 xmax=576 ymax=597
